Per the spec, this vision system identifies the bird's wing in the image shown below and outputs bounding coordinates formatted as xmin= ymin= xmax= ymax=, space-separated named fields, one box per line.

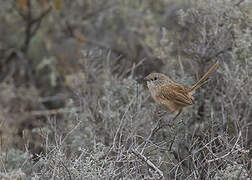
xmin=158 ymin=84 xmax=194 ymax=106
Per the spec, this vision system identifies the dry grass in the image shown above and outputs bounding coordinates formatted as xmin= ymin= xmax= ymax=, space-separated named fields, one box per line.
xmin=0 ymin=0 xmax=251 ymax=179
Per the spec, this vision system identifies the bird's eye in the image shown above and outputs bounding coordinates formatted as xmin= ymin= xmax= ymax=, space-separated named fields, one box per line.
xmin=154 ymin=77 xmax=157 ymax=81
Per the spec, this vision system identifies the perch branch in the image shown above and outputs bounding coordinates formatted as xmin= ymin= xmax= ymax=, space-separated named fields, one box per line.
xmin=131 ymin=148 xmax=164 ymax=179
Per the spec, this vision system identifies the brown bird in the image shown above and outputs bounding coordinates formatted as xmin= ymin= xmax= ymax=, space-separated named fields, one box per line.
xmin=144 ymin=61 xmax=219 ymax=121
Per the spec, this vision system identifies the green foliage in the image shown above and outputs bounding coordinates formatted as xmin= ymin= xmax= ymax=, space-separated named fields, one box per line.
xmin=0 ymin=149 xmax=33 ymax=176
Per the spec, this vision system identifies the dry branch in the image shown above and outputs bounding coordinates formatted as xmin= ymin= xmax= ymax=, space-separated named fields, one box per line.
xmin=131 ymin=148 xmax=164 ymax=179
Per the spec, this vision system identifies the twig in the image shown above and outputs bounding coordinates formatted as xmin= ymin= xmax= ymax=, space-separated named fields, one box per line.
xmin=139 ymin=119 xmax=160 ymax=153
xmin=30 ymin=7 xmax=52 ymax=38
xmin=235 ymin=0 xmax=244 ymax=6
xmin=84 ymin=37 xmax=127 ymax=57
xmin=15 ymin=0 xmax=52 ymax=54
xmin=60 ymin=160 xmax=72 ymax=180
xmin=39 ymin=94 xmax=69 ymax=103
xmin=29 ymin=107 xmax=80 ymax=116
xmin=131 ymin=148 xmax=164 ymax=179
xmin=82 ymin=3 xmax=115 ymax=21
xmin=204 ymin=46 xmax=231 ymax=62
xmin=206 ymin=131 xmax=242 ymax=163
xmin=140 ymin=113 xmax=173 ymax=153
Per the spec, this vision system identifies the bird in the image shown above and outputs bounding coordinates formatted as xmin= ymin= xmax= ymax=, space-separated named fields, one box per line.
xmin=144 ymin=61 xmax=219 ymax=121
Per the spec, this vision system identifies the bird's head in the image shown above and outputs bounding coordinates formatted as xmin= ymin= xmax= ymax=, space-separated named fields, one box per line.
xmin=144 ymin=73 xmax=169 ymax=89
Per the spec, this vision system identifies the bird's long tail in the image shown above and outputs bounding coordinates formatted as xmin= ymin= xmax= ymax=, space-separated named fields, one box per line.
xmin=188 ymin=61 xmax=219 ymax=93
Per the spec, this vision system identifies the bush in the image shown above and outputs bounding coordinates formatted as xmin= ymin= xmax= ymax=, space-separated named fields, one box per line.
xmin=0 ymin=0 xmax=251 ymax=179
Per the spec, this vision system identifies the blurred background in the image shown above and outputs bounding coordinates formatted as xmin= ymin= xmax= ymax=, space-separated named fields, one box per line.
xmin=0 ymin=0 xmax=251 ymax=179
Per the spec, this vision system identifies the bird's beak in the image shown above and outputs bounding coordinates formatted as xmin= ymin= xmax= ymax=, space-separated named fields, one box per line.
xmin=143 ymin=76 xmax=149 ymax=81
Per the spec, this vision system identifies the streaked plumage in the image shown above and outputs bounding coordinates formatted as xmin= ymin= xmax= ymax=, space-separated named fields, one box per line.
xmin=144 ymin=61 xmax=219 ymax=120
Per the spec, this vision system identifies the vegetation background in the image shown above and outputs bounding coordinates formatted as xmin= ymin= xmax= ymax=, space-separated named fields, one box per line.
xmin=0 ymin=0 xmax=251 ymax=179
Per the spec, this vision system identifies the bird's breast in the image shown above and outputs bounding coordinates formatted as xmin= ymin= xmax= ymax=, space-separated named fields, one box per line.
xmin=147 ymin=82 xmax=162 ymax=102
